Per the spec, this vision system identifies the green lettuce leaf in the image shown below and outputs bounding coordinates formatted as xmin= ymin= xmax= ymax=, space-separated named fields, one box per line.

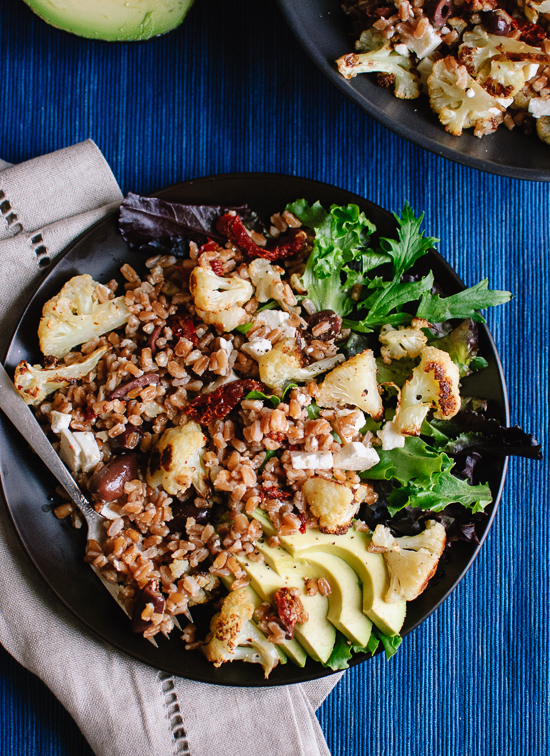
xmin=361 ymin=437 xmax=452 ymax=484
xmin=381 ymin=203 xmax=438 ymax=277
xmin=417 ymin=279 xmax=512 ymax=324
xmin=387 ymin=469 xmax=492 ymax=515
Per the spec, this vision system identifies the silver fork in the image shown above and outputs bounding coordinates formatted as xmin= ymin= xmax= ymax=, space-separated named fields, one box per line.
xmin=0 ymin=362 xmax=135 ymax=624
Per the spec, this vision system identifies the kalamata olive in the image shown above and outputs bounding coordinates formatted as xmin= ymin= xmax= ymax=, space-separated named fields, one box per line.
xmin=480 ymin=10 xmax=511 ymax=36
xmin=109 ymin=424 xmax=143 ymax=453
xmin=168 ymin=498 xmax=213 ymax=533
xmin=425 ymin=0 xmax=453 ymax=27
xmin=148 ymin=325 xmax=162 ymax=356
xmin=88 ymin=453 xmax=138 ymax=502
xmin=307 ymin=310 xmax=342 ymax=341
xmin=131 ymin=581 xmax=165 ymax=633
xmin=109 ymin=373 xmax=159 ymax=400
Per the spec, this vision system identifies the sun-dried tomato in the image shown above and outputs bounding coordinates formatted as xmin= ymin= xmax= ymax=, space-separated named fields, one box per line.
xmin=209 ymin=259 xmax=224 ymax=276
xmin=297 ymin=512 xmax=307 ymax=534
xmin=259 ymin=486 xmax=292 ymax=502
xmin=166 ymin=312 xmax=198 ymax=346
xmin=200 ymin=240 xmax=219 ymax=254
xmin=273 ymin=587 xmax=308 ymax=639
xmin=216 ymin=211 xmax=307 ymax=262
xmin=184 ymin=379 xmax=263 ymax=425
xmin=84 ymin=404 xmax=97 ymax=422
xmin=514 ymin=18 xmax=546 ymax=47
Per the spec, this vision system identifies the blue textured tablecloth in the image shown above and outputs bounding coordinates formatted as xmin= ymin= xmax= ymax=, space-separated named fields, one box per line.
xmin=0 ymin=1 xmax=548 ymax=755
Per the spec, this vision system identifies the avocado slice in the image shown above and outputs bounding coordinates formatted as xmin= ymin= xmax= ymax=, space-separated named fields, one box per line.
xmin=251 ymin=511 xmax=406 ymax=637
xmin=255 ymin=539 xmax=372 ymax=649
xmin=235 ymin=555 xmax=336 ymax=664
xmin=23 ymin=0 xmax=193 ymax=41
xmin=219 ymin=578 xmax=307 ymax=668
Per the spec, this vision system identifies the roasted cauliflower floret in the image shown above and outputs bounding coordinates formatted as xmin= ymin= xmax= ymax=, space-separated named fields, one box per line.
xmin=394 ymin=346 xmax=460 ymax=435
xmin=428 ymin=58 xmax=503 ymax=137
xmin=371 ymin=520 xmax=446 ymax=602
xmin=13 ymin=346 xmax=108 ymax=405
xmin=379 ymin=319 xmax=429 ymax=364
xmin=38 ymin=275 xmax=129 ymax=358
xmin=248 ymin=259 xmax=283 ymax=303
xmin=458 ymin=26 xmax=549 ymax=77
xmin=316 ymin=349 xmax=384 ymax=421
xmin=477 ymin=59 xmax=528 ymax=99
xmin=258 ymin=338 xmax=344 ymax=393
xmin=336 ymin=31 xmax=420 ymax=99
xmin=203 ymin=588 xmax=280 ymax=678
xmin=302 ymin=477 xmax=359 ymax=534
xmin=147 ymin=421 xmax=208 ymax=497
xmin=189 ymin=266 xmax=253 ymax=333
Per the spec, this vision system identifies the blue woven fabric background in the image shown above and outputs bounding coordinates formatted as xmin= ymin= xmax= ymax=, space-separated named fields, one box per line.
xmin=0 ymin=1 xmax=548 ymax=755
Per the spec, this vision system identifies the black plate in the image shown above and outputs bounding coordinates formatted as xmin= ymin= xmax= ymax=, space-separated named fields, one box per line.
xmin=277 ymin=0 xmax=550 ymax=182
xmin=0 ymin=174 xmax=509 ymax=686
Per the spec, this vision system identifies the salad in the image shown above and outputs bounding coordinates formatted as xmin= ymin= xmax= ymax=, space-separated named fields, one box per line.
xmin=13 ymin=193 xmax=540 ymax=677
xmin=337 ymin=0 xmax=550 ymax=143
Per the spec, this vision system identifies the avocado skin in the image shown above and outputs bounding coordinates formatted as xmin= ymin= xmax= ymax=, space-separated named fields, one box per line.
xmin=23 ymin=0 xmax=194 ymax=42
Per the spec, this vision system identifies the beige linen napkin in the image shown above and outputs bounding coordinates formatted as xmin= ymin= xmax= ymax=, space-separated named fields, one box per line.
xmin=0 ymin=141 xmax=342 ymax=756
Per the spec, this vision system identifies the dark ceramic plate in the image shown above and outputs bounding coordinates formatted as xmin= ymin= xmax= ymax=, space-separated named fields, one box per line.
xmin=0 ymin=174 xmax=509 ymax=686
xmin=277 ymin=0 xmax=550 ymax=182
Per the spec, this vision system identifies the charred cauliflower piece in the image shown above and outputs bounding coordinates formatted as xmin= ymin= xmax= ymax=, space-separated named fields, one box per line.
xmin=302 ymin=477 xmax=359 ymax=535
xmin=379 ymin=319 xmax=429 ymax=364
xmin=203 ymin=588 xmax=280 ymax=678
xmin=258 ymin=338 xmax=344 ymax=393
xmin=248 ymin=259 xmax=283 ymax=304
xmin=477 ymin=59 xmax=528 ymax=99
xmin=336 ymin=30 xmax=420 ymax=99
xmin=14 ymin=346 xmax=108 ymax=405
xmin=394 ymin=346 xmax=460 ymax=435
xmin=316 ymin=349 xmax=383 ymax=421
xmin=428 ymin=58 xmax=503 ymax=137
xmin=189 ymin=266 xmax=253 ymax=333
xmin=38 ymin=275 xmax=130 ymax=358
xmin=371 ymin=520 xmax=446 ymax=602
xmin=458 ymin=26 xmax=549 ymax=77
xmin=147 ymin=421 xmax=208 ymax=497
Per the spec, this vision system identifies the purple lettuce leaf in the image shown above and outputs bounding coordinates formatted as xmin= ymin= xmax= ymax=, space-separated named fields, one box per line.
xmin=118 ymin=193 xmax=250 ymax=251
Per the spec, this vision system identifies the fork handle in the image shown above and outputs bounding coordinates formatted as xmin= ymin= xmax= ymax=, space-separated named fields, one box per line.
xmin=0 ymin=362 xmax=97 ymax=520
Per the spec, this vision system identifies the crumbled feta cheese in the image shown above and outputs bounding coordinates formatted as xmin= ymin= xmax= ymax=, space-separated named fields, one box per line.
xmin=338 ymin=409 xmax=366 ymax=433
xmin=219 ymin=337 xmax=233 ymax=357
xmin=333 ymin=442 xmax=379 ymax=471
xmin=242 ymin=338 xmax=273 ymax=358
xmin=529 ymin=98 xmax=550 ymax=118
xmin=73 ymin=431 xmax=101 ymax=473
xmin=394 ymin=43 xmax=409 ymax=57
xmin=290 ymin=451 xmax=333 ymax=470
xmin=466 ymin=88 xmax=475 ymax=99
xmin=377 ymin=421 xmax=406 ymax=451
xmin=170 ymin=559 xmax=190 ymax=579
xmin=255 ymin=309 xmax=296 ymax=339
xmin=50 ymin=410 xmax=72 ymax=434
xmin=496 ymin=97 xmax=513 ymax=108
xmin=524 ymin=63 xmax=540 ymax=81
xmin=405 ymin=23 xmax=441 ymax=60
xmin=59 ymin=429 xmax=83 ymax=473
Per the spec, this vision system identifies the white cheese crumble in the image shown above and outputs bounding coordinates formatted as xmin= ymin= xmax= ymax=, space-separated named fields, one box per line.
xmin=290 ymin=451 xmax=333 ymax=470
xmin=529 ymin=98 xmax=550 ymax=118
xmin=242 ymin=338 xmax=273 ymax=358
xmin=377 ymin=421 xmax=406 ymax=451
xmin=59 ymin=429 xmax=101 ymax=473
xmin=50 ymin=410 xmax=72 ymax=434
xmin=333 ymin=442 xmax=379 ymax=471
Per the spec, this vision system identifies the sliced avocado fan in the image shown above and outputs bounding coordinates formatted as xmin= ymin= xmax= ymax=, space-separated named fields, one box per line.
xmin=23 ymin=0 xmax=194 ymax=41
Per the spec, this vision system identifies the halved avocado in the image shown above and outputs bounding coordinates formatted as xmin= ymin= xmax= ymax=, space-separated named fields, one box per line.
xmin=251 ymin=510 xmax=406 ymax=637
xmin=23 ymin=0 xmax=193 ymax=41
xmin=235 ymin=554 xmax=336 ymax=664
xmin=255 ymin=540 xmax=372 ymax=648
